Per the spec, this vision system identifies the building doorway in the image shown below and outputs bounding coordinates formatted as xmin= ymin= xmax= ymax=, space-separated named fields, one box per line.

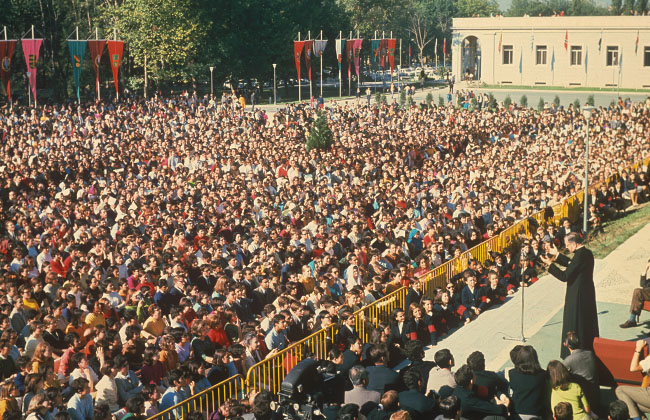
xmin=462 ymin=36 xmax=481 ymax=82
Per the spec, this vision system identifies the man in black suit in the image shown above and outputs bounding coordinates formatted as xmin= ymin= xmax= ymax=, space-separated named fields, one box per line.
xmin=366 ymin=344 xmax=400 ymax=394
xmin=466 ymin=351 xmax=508 ymax=402
xmin=400 ymin=340 xmax=436 ymax=386
xmin=451 ymin=365 xmax=508 ymax=420
xmin=405 ymin=278 xmax=424 ymax=312
xmin=251 ymin=277 xmax=276 ymax=315
xmin=398 ymin=369 xmax=437 ymax=420
xmin=336 ymin=312 xmax=359 ymax=349
xmin=542 ymin=232 xmax=599 ymax=358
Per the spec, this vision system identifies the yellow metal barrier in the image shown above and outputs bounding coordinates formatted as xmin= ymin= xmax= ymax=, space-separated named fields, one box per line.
xmin=246 ymin=324 xmax=337 ymax=395
xmin=146 ymin=374 xmax=245 ymax=420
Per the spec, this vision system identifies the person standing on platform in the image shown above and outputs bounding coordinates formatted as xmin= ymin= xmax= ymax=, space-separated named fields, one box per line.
xmin=541 ymin=232 xmax=599 ymax=358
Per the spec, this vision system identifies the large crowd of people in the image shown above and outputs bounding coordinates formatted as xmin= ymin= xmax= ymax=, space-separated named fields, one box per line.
xmin=0 ymin=88 xmax=649 ymax=420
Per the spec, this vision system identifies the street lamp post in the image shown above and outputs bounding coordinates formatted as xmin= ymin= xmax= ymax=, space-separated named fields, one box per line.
xmin=209 ymin=66 xmax=214 ymax=96
xmin=273 ymin=63 xmax=277 ymax=105
xmin=582 ymin=106 xmax=594 ymax=234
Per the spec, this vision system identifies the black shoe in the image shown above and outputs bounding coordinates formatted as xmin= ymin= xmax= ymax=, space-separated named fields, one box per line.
xmin=620 ymin=320 xmax=638 ymax=328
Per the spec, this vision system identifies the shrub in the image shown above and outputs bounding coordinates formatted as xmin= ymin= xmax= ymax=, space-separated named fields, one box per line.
xmin=586 ymin=94 xmax=595 ymax=106
xmin=488 ymin=93 xmax=497 ymax=110
xmin=305 ymin=110 xmax=333 ymax=152
xmin=438 ymin=95 xmax=445 ymax=107
xmin=538 ymin=97 xmax=545 ymax=111
xmin=553 ymin=95 xmax=561 ymax=108
xmin=375 ymin=92 xmax=383 ymax=105
xmin=504 ymin=95 xmax=512 ymax=109
xmin=520 ymin=95 xmax=528 ymax=108
xmin=426 ymin=92 xmax=434 ymax=107
xmin=573 ymin=98 xmax=581 ymax=109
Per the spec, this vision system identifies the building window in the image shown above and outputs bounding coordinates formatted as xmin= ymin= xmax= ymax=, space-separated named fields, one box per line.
xmin=606 ymin=46 xmax=619 ymax=66
xmin=570 ymin=46 xmax=582 ymax=66
xmin=536 ymin=45 xmax=547 ymax=65
xmin=645 ymin=47 xmax=650 ymax=67
xmin=503 ymin=45 xmax=513 ymax=65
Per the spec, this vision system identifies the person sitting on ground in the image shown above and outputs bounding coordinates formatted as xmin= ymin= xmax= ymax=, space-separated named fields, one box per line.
xmin=345 ymin=365 xmax=381 ymax=407
xmin=608 ymin=400 xmax=629 ymax=420
xmin=451 ymin=364 xmax=508 ymax=420
xmin=67 ymin=378 xmax=93 ymax=420
xmin=398 ymin=369 xmax=437 ymax=420
xmin=427 ymin=348 xmax=456 ymax=399
xmin=366 ymin=344 xmax=400 ymax=394
xmin=547 ymin=360 xmax=591 ymax=419
xmin=466 ymin=351 xmax=508 ymax=402
xmin=620 ymin=258 xmax=650 ymax=328
xmin=553 ymin=401 xmax=573 ymax=420
xmin=562 ymin=331 xmax=599 ymax=412
xmin=615 ymin=338 xmax=650 ymax=420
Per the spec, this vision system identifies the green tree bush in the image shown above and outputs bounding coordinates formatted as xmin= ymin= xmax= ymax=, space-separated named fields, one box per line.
xmin=306 ymin=111 xmax=334 ymax=152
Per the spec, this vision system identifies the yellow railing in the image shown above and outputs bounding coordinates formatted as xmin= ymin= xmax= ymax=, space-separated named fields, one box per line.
xmin=245 ymin=324 xmax=337 ymax=395
xmin=147 ymin=375 xmax=245 ymax=420
xmin=149 ymin=154 xmax=650 ymax=415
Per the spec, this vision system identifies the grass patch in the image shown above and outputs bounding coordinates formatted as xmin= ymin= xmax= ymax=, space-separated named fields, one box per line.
xmin=588 ymin=202 xmax=650 ymax=259
xmin=480 ymin=84 xmax=650 ymax=93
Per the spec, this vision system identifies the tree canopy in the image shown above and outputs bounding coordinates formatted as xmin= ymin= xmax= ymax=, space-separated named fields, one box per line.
xmin=0 ymin=0 xmax=630 ymax=102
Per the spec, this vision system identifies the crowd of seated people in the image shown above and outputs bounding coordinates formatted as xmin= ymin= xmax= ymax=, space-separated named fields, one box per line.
xmin=0 ymin=90 xmax=649 ymax=420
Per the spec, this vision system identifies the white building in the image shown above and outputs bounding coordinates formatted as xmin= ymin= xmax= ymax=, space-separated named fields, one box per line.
xmin=451 ymin=16 xmax=650 ymax=89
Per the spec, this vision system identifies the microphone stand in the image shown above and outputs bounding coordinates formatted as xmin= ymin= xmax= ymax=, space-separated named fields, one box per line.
xmin=502 ymin=281 xmax=527 ymax=342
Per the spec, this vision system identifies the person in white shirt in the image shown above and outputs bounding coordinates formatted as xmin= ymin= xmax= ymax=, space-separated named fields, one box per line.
xmin=95 ymin=360 xmax=122 ymax=414
xmin=102 ymin=283 xmax=125 ymax=311
xmin=68 ymin=353 xmax=99 ymax=392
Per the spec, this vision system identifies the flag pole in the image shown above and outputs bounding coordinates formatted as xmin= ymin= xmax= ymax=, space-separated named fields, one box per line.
xmin=114 ymin=29 xmax=119 ymax=100
xmin=349 ymin=31 xmax=352 ymax=97
xmin=298 ymin=31 xmax=301 ymax=103
xmin=390 ymin=31 xmax=393 ymax=86
xmin=76 ymin=26 xmax=80 ymax=103
xmin=96 ymin=27 xmax=101 ymax=101
xmin=374 ymin=31 xmax=377 ymax=94
xmin=308 ymin=30 xmax=312 ymax=104
xmin=32 ymin=24 xmax=35 ymax=107
xmin=382 ymin=31 xmax=385 ymax=93
xmin=319 ymin=30 xmax=323 ymax=97
xmin=399 ymin=38 xmax=402 ymax=86
xmin=339 ymin=31 xmax=342 ymax=97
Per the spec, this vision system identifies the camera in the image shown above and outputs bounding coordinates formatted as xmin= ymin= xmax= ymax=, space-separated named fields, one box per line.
xmin=270 ymin=358 xmax=344 ymax=420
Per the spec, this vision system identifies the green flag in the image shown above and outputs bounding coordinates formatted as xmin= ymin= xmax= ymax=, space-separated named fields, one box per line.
xmin=68 ymin=40 xmax=87 ymax=101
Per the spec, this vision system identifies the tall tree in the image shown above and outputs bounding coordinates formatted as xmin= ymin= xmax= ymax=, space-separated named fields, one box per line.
xmin=456 ymin=0 xmax=500 ymax=16
xmin=636 ymin=0 xmax=647 ymax=14
xmin=99 ymin=0 xmax=208 ymax=92
xmin=623 ymin=0 xmax=636 ymax=13
xmin=611 ymin=0 xmax=622 ymax=13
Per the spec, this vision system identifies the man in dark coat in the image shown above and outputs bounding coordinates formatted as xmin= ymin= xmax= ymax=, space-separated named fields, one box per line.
xmin=366 ymin=344 xmax=400 ymax=394
xmin=398 ymin=369 xmax=437 ymax=420
xmin=542 ymin=232 xmax=599 ymax=358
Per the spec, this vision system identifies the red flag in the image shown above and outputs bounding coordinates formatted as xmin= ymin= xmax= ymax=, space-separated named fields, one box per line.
xmin=346 ymin=41 xmax=354 ymax=77
xmin=107 ymin=40 xmax=124 ymax=97
xmin=564 ymin=30 xmax=568 ymax=51
xmin=303 ymin=40 xmax=313 ymax=81
xmin=387 ymin=39 xmax=396 ymax=73
xmin=21 ymin=38 xmax=43 ymax=104
xmin=353 ymin=39 xmax=363 ymax=76
xmin=443 ymin=38 xmax=446 ymax=57
xmin=87 ymin=40 xmax=106 ymax=98
xmin=379 ymin=39 xmax=387 ymax=68
xmin=293 ymin=41 xmax=305 ymax=81
xmin=636 ymin=30 xmax=639 ymax=54
xmin=0 ymin=40 xmax=16 ymax=104
xmin=498 ymin=32 xmax=502 ymax=53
